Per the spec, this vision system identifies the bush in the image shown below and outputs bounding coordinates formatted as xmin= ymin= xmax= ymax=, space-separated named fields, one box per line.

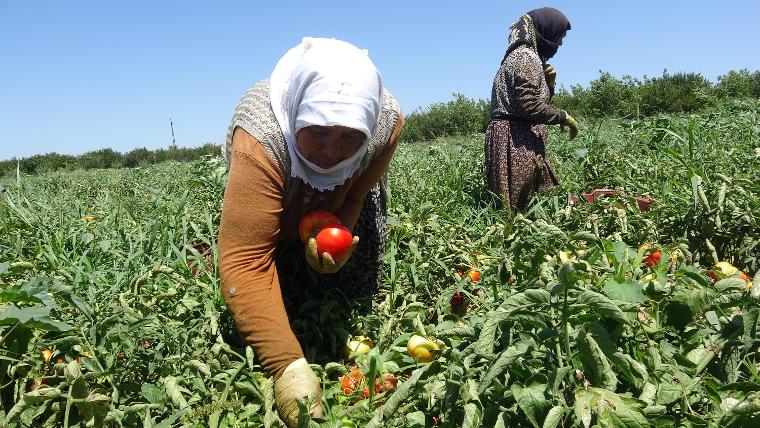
xmin=400 ymin=93 xmax=489 ymax=142
xmin=638 ymin=70 xmax=714 ymax=115
xmin=586 ymin=72 xmax=641 ymax=118
xmin=716 ymin=69 xmax=760 ymax=99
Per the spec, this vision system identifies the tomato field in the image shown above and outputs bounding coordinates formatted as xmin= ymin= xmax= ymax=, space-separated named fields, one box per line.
xmin=1 ymin=100 xmax=759 ymax=427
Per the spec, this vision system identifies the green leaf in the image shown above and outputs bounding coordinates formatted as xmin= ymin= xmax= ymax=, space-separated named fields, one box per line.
xmin=543 ymin=405 xmax=566 ymax=428
xmin=443 ymin=364 xmax=464 ymax=413
xmin=602 ymin=279 xmax=647 ymax=303
xmin=580 ymin=388 xmax=649 ymax=428
xmin=472 ymin=312 xmax=508 ymax=357
xmin=371 ymin=364 xmax=437 ymax=425
xmin=0 ymin=305 xmax=72 ymax=331
xmin=577 ymin=290 xmax=630 ymax=325
xmin=512 ymin=382 xmax=551 ymax=428
xmin=478 ymin=339 xmax=532 ymax=394
xmin=548 ymin=367 xmax=572 ymax=394
xmin=751 ymin=275 xmax=760 ymax=299
xmin=162 ymin=376 xmax=188 ymax=409
xmin=21 ymin=386 xmax=63 ymax=404
xmin=0 ymin=287 xmax=43 ymax=304
xmin=585 ymin=324 xmax=648 ymax=388
xmin=462 ymin=402 xmax=482 ymax=428
xmin=578 ymin=331 xmax=618 ymax=391
xmin=597 ymin=406 xmax=650 ymax=427
xmin=574 ymin=389 xmax=594 ymax=428
xmin=655 ymin=381 xmax=682 ymax=405
xmin=404 ymin=411 xmax=426 ymax=427
xmin=715 ymin=278 xmax=748 ymax=291
xmin=141 ymin=383 xmax=166 ymax=405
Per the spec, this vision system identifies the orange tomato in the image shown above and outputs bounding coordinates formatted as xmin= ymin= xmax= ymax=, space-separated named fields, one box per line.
xmin=467 ymin=270 xmax=481 ymax=282
xmin=644 ymin=250 xmax=661 ymax=267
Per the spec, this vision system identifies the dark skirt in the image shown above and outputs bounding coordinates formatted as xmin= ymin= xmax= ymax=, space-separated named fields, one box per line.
xmin=484 ymin=119 xmax=559 ymax=210
xmin=274 ymin=183 xmax=387 ymax=307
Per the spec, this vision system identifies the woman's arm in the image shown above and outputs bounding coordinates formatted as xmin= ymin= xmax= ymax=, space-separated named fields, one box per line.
xmin=512 ymin=51 xmax=566 ymax=125
xmin=218 ymin=127 xmax=303 ymax=378
xmin=335 ymin=114 xmax=405 ymax=230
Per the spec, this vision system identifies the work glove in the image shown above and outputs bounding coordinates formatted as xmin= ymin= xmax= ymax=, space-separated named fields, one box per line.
xmin=544 ymin=64 xmax=557 ymax=90
xmin=305 ymin=235 xmax=360 ymax=274
xmin=560 ymin=113 xmax=579 ymax=140
xmin=274 ymin=358 xmax=323 ymax=427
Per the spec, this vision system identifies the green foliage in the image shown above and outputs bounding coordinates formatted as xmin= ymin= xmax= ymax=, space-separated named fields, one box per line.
xmin=716 ymin=69 xmax=760 ymax=99
xmin=400 ymin=93 xmax=490 ymax=143
xmin=0 ymin=93 xmax=759 ymax=426
xmin=0 ymin=143 xmax=221 ymax=178
xmin=638 ymin=70 xmax=714 ymax=115
xmin=556 ymin=69 xmax=722 ymax=118
xmin=400 ymin=69 xmax=758 ymax=146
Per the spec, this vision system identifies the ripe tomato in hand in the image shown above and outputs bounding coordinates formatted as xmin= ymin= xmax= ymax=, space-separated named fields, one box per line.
xmin=299 ymin=210 xmax=341 ymax=242
xmin=315 ymin=226 xmax=353 ymax=262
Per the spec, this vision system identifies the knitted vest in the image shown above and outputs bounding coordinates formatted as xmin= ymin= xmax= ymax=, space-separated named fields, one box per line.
xmin=223 ymin=79 xmax=401 ymax=207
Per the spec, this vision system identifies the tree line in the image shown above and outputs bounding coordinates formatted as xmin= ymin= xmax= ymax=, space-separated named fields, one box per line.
xmin=0 ymin=144 xmax=220 ymax=178
xmin=2 ymin=68 xmax=758 ymax=177
xmin=399 ymin=68 xmax=760 ymax=142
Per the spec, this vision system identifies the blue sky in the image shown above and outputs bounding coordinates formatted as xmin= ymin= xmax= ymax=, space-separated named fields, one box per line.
xmin=1 ymin=1 xmax=758 ymax=160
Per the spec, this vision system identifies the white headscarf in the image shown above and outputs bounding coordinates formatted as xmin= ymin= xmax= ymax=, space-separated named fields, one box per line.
xmin=270 ymin=37 xmax=384 ymax=191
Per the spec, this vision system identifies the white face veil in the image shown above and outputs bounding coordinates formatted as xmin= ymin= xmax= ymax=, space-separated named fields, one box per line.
xmin=269 ymin=37 xmax=384 ymax=191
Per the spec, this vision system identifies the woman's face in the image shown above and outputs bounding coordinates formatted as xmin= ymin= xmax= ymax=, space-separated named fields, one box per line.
xmin=296 ymin=125 xmax=365 ymax=169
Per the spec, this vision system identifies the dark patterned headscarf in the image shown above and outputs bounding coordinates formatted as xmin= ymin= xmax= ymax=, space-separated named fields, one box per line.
xmin=528 ymin=7 xmax=571 ymax=60
xmin=501 ymin=7 xmax=571 ymax=63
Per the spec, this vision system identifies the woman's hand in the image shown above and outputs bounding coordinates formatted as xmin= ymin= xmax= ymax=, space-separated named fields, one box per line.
xmin=560 ymin=113 xmax=579 ymax=139
xmin=305 ymin=235 xmax=360 ymax=274
xmin=274 ymin=358 xmax=323 ymax=427
xmin=543 ymin=64 xmax=557 ymax=90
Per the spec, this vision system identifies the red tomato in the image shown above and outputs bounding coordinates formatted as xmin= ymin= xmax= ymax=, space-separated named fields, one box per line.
xmin=450 ymin=291 xmax=464 ymax=306
xmin=382 ymin=373 xmax=398 ymax=391
xmin=644 ymin=251 xmax=661 ymax=267
xmin=348 ymin=366 xmax=364 ymax=381
xmin=315 ymin=226 xmax=353 ymax=262
xmin=299 ymin=210 xmax=342 ymax=242
xmin=340 ymin=375 xmax=355 ymax=394
xmin=707 ymin=271 xmax=718 ymax=283
xmin=467 ymin=270 xmax=481 ymax=282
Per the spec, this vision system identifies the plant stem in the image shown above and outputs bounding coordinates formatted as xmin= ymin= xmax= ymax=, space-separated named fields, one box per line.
xmin=63 ymin=383 xmax=74 ymax=428
xmin=562 ymin=283 xmax=571 ymax=359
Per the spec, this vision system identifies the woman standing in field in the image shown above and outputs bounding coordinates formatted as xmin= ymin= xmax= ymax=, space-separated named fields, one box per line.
xmin=218 ymin=37 xmax=404 ymax=426
xmin=485 ymin=7 xmax=578 ymax=210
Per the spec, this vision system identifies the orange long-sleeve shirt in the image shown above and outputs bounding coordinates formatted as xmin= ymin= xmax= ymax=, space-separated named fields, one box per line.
xmin=218 ymin=117 xmax=403 ymax=378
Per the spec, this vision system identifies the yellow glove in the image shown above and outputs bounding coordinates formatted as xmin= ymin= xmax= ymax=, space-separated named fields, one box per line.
xmin=560 ymin=113 xmax=579 ymax=140
xmin=544 ymin=64 xmax=557 ymax=90
xmin=274 ymin=358 xmax=323 ymax=427
xmin=305 ymin=235 xmax=360 ymax=274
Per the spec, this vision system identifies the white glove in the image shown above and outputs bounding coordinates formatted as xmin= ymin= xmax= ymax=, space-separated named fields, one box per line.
xmin=274 ymin=358 xmax=323 ymax=427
